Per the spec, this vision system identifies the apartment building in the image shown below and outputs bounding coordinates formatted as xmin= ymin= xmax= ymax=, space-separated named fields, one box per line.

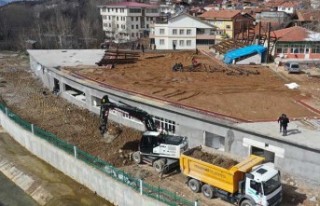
xmin=150 ymin=13 xmax=215 ymax=50
xmin=199 ymin=10 xmax=254 ymax=43
xmin=99 ymin=2 xmax=160 ymax=43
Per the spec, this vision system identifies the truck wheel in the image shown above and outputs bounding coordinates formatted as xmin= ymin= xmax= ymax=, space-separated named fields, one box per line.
xmin=201 ymin=184 xmax=215 ymax=199
xmin=240 ymin=199 xmax=254 ymax=206
xmin=188 ymin=179 xmax=201 ymax=193
xmin=132 ymin=152 xmax=141 ymax=164
xmin=153 ymin=159 xmax=165 ymax=173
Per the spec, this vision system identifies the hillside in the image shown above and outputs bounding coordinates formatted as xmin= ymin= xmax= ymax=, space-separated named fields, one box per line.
xmin=0 ymin=0 xmax=105 ymax=50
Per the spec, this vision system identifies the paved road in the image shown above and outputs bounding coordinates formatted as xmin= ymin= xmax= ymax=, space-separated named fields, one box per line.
xmin=0 ymin=172 xmax=38 ymax=206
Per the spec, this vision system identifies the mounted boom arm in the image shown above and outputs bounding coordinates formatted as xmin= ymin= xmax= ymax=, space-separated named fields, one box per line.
xmin=99 ymin=95 xmax=157 ymax=135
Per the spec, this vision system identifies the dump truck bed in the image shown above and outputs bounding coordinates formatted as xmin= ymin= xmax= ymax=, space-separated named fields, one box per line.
xmin=180 ymin=146 xmax=264 ymax=194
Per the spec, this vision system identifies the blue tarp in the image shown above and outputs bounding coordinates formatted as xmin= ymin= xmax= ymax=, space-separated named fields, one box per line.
xmin=223 ymin=45 xmax=266 ymax=64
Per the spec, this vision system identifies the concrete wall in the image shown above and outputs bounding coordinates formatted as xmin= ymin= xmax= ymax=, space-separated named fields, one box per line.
xmin=0 ymin=111 xmax=166 ymax=206
xmin=236 ymin=53 xmax=262 ymax=65
xmin=28 ymin=55 xmax=320 ymax=184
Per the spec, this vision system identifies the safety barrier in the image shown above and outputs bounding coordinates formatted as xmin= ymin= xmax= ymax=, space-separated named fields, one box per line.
xmin=0 ymin=102 xmax=198 ymax=206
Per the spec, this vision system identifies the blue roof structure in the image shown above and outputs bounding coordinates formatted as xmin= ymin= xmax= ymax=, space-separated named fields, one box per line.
xmin=223 ymin=45 xmax=266 ymax=64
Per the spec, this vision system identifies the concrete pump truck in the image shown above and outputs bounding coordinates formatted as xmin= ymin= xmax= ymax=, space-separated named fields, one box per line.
xmin=99 ymin=95 xmax=188 ymax=173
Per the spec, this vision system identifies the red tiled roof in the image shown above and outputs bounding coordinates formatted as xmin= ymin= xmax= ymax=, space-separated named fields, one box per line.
xmin=297 ymin=10 xmax=320 ymax=21
xmin=279 ymin=1 xmax=300 ymax=8
xmin=104 ymin=2 xmax=157 ymax=8
xmin=273 ymin=26 xmax=320 ymax=42
xmin=199 ymin=10 xmax=241 ymax=20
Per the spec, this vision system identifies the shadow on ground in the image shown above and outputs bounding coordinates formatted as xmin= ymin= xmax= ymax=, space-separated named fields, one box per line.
xmin=282 ymin=184 xmax=307 ymax=206
xmin=122 ymin=140 xmax=139 ymax=150
xmin=286 ymin=129 xmax=302 ymax=136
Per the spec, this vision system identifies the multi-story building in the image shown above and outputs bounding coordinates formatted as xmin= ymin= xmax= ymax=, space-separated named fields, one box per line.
xmin=199 ymin=10 xmax=254 ymax=43
xmin=150 ymin=13 xmax=215 ymax=50
xmin=99 ymin=2 xmax=160 ymax=43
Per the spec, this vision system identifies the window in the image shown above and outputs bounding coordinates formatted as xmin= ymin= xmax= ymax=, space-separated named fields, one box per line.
xmin=179 ymin=29 xmax=184 ymax=35
xmin=112 ymin=8 xmax=114 ymax=12
xmin=129 ymin=8 xmax=141 ymax=13
xmin=121 ymin=8 xmax=124 ymax=13
xmin=172 ymin=29 xmax=177 ymax=35
xmin=186 ymin=40 xmax=191 ymax=46
xmin=107 ymin=8 xmax=110 ymax=12
xmin=160 ymin=29 xmax=165 ymax=34
xmin=160 ymin=39 xmax=165 ymax=45
xmin=179 ymin=40 xmax=184 ymax=46
xmin=153 ymin=116 xmax=176 ymax=133
xmin=146 ymin=17 xmax=149 ymax=21
xmin=103 ymin=15 xmax=107 ymax=20
xmin=109 ymin=23 xmax=111 ymax=27
xmin=116 ymin=8 xmax=118 ymax=12
xmin=187 ymin=29 xmax=191 ymax=35
xmin=204 ymin=132 xmax=225 ymax=151
xmin=131 ymin=17 xmax=134 ymax=21
xmin=117 ymin=24 xmax=119 ymax=29
xmin=311 ymin=44 xmax=320 ymax=53
xmin=131 ymin=25 xmax=134 ymax=29
xmin=172 ymin=40 xmax=177 ymax=47
xmin=132 ymin=33 xmax=134 ymax=37
xmin=102 ymin=7 xmax=106 ymax=12
xmin=136 ymin=17 xmax=139 ymax=21
xmin=250 ymin=181 xmax=262 ymax=194
xmin=136 ymin=25 xmax=139 ymax=29
xmin=226 ymin=25 xmax=231 ymax=29
xmin=108 ymin=16 xmax=111 ymax=20
xmin=117 ymin=16 xmax=119 ymax=21
xmin=136 ymin=32 xmax=139 ymax=37
xmin=146 ymin=24 xmax=149 ymax=28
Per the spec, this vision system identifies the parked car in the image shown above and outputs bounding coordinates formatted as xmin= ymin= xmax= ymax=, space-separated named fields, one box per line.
xmin=285 ymin=62 xmax=301 ymax=73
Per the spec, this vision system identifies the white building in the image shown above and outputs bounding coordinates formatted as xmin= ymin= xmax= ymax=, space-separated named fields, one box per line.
xmin=277 ymin=1 xmax=300 ymax=14
xmin=99 ymin=2 xmax=160 ymax=43
xmin=150 ymin=13 xmax=215 ymax=50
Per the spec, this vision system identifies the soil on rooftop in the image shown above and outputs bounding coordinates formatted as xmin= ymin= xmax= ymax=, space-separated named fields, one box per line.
xmin=67 ymin=51 xmax=318 ymax=121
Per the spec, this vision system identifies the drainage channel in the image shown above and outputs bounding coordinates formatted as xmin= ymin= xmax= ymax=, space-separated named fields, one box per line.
xmin=0 ymin=171 xmax=39 ymax=206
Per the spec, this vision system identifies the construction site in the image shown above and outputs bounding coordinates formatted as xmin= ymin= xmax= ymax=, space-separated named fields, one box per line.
xmin=1 ymin=48 xmax=320 ymax=206
xmin=69 ymin=50 xmax=319 ymax=121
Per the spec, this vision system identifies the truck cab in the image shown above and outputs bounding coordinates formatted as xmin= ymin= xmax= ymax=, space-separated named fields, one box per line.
xmin=242 ymin=163 xmax=282 ymax=206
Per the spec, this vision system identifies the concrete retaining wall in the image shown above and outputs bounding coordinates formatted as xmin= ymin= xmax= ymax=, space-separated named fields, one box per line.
xmin=0 ymin=111 xmax=166 ymax=206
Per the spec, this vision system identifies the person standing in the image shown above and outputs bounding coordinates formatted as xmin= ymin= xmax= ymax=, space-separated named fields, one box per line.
xmin=282 ymin=114 xmax=289 ymax=136
xmin=277 ymin=114 xmax=285 ymax=133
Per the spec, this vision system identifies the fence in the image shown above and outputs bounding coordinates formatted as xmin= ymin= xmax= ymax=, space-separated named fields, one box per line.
xmin=0 ymin=102 xmax=198 ymax=206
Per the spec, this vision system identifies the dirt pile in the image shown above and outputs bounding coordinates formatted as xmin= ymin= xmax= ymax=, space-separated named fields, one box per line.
xmin=188 ymin=148 xmax=238 ymax=169
xmin=70 ymin=51 xmax=318 ymax=121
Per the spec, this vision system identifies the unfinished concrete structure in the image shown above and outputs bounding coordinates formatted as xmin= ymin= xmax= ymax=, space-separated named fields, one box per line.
xmin=27 ymin=49 xmax=320 ymax=184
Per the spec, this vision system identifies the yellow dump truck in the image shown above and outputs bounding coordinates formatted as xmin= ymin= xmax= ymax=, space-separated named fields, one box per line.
xmin=180 ymin=146 xmax=282 ymax=206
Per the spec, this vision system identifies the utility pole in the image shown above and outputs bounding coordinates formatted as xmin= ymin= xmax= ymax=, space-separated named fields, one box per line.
xmin=266 ymin=22 xmax=271 ymax=64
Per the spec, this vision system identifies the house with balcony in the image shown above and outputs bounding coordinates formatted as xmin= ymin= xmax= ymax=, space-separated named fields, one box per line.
xmin=150 ymin=13 xmax=216 ymax=50
xmin=99 ymin=2 xmax=160 ymax=43
xmin=272 ymin=26 xmax=320 ymax=60
xmin=198 ymin=10 xmax=254 ymax=43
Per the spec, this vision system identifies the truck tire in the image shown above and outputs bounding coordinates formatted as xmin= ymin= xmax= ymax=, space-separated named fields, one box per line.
xmin=153 ymin=159 xmax=165 ymax=173
xmin=132 ymin=152 xmax=141 ymax=164
xmin=188 ymin=179 xmax=201 ymax=193
xmin=240 ymin=199 xmax=254 ymax=206
xmin=201 ymin=184 xmax=215 ymax=199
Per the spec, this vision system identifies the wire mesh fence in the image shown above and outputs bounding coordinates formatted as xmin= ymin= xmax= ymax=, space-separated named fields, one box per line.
xmin=0 ymin=103 xmax=197 ymax=206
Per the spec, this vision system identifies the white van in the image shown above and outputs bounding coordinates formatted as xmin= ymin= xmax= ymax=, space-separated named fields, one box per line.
xmin=285 ymin=62 xmax=301 ymax=73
